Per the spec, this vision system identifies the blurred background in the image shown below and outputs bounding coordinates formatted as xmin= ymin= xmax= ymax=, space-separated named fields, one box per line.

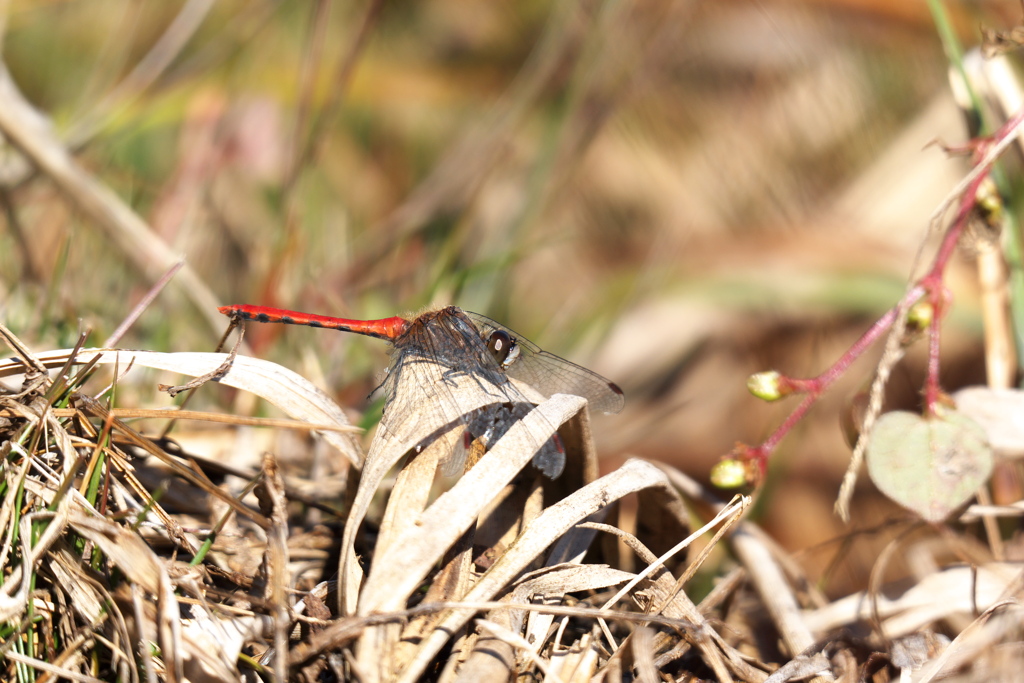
xmin=0 ymin=0 xmax=1018 ymax=595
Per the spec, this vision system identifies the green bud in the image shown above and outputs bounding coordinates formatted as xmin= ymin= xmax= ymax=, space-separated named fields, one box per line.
xmin=748 ymin=370 xmax=783 ymax=401
xmin=976 ymin=177 xmax=1003 ymax=225
xmin=710 ymin=459 xmax=748 ymax=488
xmin=907 ymin=301 xmax=934 ymax=330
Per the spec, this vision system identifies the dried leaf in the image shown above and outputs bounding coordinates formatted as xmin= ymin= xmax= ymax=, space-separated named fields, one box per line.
xmin=0 ymin=348 xmax=361 ymax=465
xmin=763 ymin=652 xmax=830 ymax=683
xmin=889 ymin=631 xmax=950 ymax=670
xmin=70 ymin=508 xmax=184 ymax=681
xmin=512 ymin=563 xmax=635 ymax=656
xmin=802 ymin=562 xmax=1018 ymax=636
xmin=356 ymin=394 xmax=590 ymax=616
xmin=397 ymin=458 xmax=675 ymax=683
xmin=633 ymin=626 xmax=660 ymax=683
xmin=256 ymin=452 xmax=290 ymax=682
xmin=954 ymin=387 xmax=1024 ymax=458
xmin=0 ymin=498 xmax=72 ymax=622
xmin=337 ymin=346 xmax=560 ymax=616
xmin=181 ymin=604 xmax=259 ymax=683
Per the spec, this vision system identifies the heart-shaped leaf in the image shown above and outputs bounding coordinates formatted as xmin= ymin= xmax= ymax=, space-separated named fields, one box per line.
xmin=866 ymin=410 xmax=993 ymax=522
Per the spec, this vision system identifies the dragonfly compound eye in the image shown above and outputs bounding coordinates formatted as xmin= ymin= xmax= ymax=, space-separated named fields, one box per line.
xmin=487 ymin=330 xmax=519 ymax=367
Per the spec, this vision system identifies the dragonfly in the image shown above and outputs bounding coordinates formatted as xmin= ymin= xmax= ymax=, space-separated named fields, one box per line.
xmin=219 ymin=304 xmax=623 ymax=478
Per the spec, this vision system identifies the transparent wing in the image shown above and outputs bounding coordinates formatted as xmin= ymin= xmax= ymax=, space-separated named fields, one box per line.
xmin=464 ymin=312 xmax=624 ymax=414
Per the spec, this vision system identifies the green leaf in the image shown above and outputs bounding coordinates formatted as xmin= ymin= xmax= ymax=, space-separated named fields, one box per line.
xmin=866 ymin=410 xmax=993 ymax=522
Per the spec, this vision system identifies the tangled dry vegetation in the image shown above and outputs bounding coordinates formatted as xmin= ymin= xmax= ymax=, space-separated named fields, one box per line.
xmin=0 ymin=312 xmax=1022 ymax=682
xmin=3 ymin=1 xmax=1024 ymax=682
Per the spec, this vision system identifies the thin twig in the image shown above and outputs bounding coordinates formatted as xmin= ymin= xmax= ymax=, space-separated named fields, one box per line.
xmin=159 ymin=321 xmax=244 ymax=397
xmin=104 ymin=260 xmax=185 ymax=348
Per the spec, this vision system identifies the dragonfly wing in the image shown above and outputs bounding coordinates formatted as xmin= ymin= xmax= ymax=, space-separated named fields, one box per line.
xmin=503 ymin=349 xmax=624 ymax=414
xmin=464 ymin=312 xmax=624 ymax=414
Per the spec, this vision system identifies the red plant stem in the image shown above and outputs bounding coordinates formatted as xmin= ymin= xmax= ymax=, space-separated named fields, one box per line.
xmin=808 ymin=298 xmax=908 ymax=387
xmin=760 ymin=288 xmax=923 ymax=455
xmin=918 ymin=105 xmax=1024 ymax=408
xmin=761 ymin=393 xmax=816 ymax=455
xmin=925 ymin=299 xmax=943 ymax=411
xmin=743 ymin=107 xmax=1024 ymax=470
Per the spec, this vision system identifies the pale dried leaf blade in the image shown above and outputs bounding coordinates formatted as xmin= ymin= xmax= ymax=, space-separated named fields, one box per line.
xmin=356 ymin=435 xmax=454 ymax=680
xmin=555 ymin=637 xmax=601 ymax=683
xmin=47 ymin=545 xmax=106 ymax=623
xmin=802 ymin=562 xmax=1018 ymax=636
xmin=763 ymin=652 xmax=831 ymax=683
xmin=513 ymin=563 xmax=636 ymax=655
xmin=0 ymin=348 xmax=361 ymax=465
xmin=374 ymin=426 xmax=455 ymax=560
xmin=339 ymin=353 xmax=553 ymax=615
xmin=866 ymin=410 xmax=994 ymax=522
xmin=258 ymin=452 xmax=291 ymax=683
xmin=513 ymin=564 xmax=636 ymax=599
xmin=455 ymin=629 xmax=515 ymax=683
xmin=733 ymin=522 xmax=816 ymax=657
xmin=68 ymin=508 xmax=184 ymax=680
xmin=633 ymin=626 xmax=660 ymax=683
xmin=474 ymin=618 xmax=565 ymax=683
xmin=44 ymin=412 xmax=79 ymax=477
xmin=396 ymin=458 xmax=674 ymax=683
xmin=0 ymin=499 xmax=72 ymax=622
xmin=953 ymin=387 xmax=1024 ymax=458
xmin=356 ymin=393 xmax=589 ymax=616
xmin=181 ymin=604 xmax=259 ymax=682
xmin=890 ymin=632 xmax=950 ymax=670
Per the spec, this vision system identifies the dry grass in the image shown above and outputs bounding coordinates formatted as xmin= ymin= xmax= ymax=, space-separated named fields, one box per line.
xmin=2 ymin=325 xmax=1022 ymax=681
xmin=1 ymin=0 xmax=1024 ymax=681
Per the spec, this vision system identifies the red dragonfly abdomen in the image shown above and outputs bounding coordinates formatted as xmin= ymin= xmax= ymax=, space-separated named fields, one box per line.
xmin=219 ymin=305 xmax=409 ymax=341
